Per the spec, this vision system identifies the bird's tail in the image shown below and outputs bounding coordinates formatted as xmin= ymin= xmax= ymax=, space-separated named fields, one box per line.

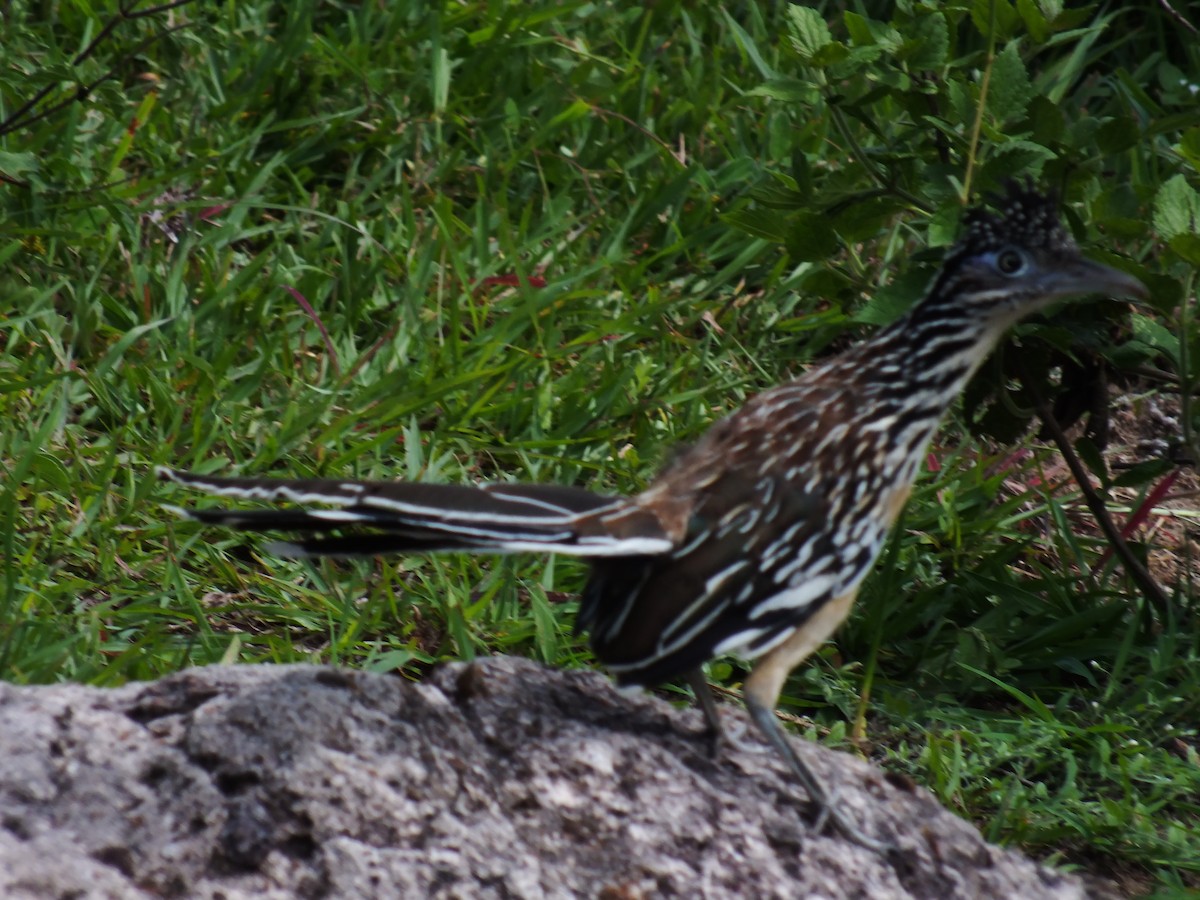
xmin=157 ymin=468 xmax=672 ymax=558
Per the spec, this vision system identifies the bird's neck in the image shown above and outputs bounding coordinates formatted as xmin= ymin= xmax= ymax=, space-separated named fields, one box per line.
xmin=856 ymin=284 xmax=1008 ymax=412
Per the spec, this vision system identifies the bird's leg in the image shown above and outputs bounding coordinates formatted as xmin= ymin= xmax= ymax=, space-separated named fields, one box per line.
xmin=686 ymin=669 xmax=729 ymax=759
xmin=742 ymin=689 xmax=890 ymax=852
xmin=741 ymin=592 xmax=893 ymax=852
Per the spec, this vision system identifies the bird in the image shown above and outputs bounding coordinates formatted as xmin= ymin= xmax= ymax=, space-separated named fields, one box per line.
xmin=159 ymin=182 xmax=1147 ymax=851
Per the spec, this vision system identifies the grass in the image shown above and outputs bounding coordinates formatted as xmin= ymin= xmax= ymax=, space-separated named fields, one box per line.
xmin=2 ymin=1 xmax=1198 ymax=894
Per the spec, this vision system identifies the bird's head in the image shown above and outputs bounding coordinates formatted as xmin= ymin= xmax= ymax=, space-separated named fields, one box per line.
xmin=930 ymin=181 xmax=1147 ymax=331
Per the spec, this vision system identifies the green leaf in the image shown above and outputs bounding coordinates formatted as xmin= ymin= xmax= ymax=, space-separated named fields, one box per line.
xmin=1096 ymin=116 xmax=1140 ymax=154
xmin=547 ymin=99 xmax=592 ymax=129
xmin=811 ymin=41 xmax=850 ymax=68
xmin=970 ymin=0 xmax=1021 ymax=40
xmin=831 ymin=195 xmax=906 ymax=242
xmin=1168 ymin=233 xmax=1200 ymax=266
xmin=92 ymin=318 xmax=177 ymax=379
xmin=786 ymin=6 xmax=833 ymax=64
xmin=927 ymin=205 xmax=962 ymax=248
xmin=720 ymin=206 xmax=787 ymax=243
xmin=432 ymin=47 xmax=452 ymax=114
xmin=723 ymin=9 xmax=777 ymax=79
xmin=0 ymin=151 xmax=39 ymax=178
xmin=993 ymin=137 xmax=1057 ymax=162
xmin=1178 ymin=127 xmax=1200 ymax=174
xmin=1038 ymin=0 xmax=1066 ymax=23
xmin=1092 ymin=186 xmax=1149 ymax=240
xmin=503 ymin=97 xmax=521 ymax=130
xmin=988 ymin=43 xmax=1033 ymax=122
xmin=842 ymin=11 xmax=875 ymax=46
xmin=1026 ymin=96 xmax=1065 ymax=146
xmin=1153 ymin=174 xmax=1200 ymax=241
xmin=854 ymin=269 xmax=928 ymax=325
xmin=528 ymin=584 xmax=558 ymax=663
xmin=749 ymin=78 xmax=819 ymax=104
xmin=947 ymin=80 xmax=976 ymax=125
xmin=982 ymin=139 xmax=1057 ymax=182
xmin=110 ymin=89 xmax=158 ymax=178
xmin=1015 ymin=0 xmax=1050 ymax=43
xmin=1130 ymin=312 xmax=1180 ymax=363
xmin=957 ymin=663 xmax=1055 ymax=722
xmin=748 ymin=179 xmax=812 ymax=211
xmin=785 ymin=211 xmax=840 ymax=262
xmin=1112 ymin=459 xmax=1175 ymax=489
xmin=907 ymin=12 xmax=949 ymax=70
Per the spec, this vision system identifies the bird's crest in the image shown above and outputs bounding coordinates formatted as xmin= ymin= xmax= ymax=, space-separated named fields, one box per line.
xmin=953 ymin=180 xmax=1077 ymax=258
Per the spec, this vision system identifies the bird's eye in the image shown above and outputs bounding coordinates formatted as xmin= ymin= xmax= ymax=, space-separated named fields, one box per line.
xmin=996 ymin=248 xmax=1026 ymax=275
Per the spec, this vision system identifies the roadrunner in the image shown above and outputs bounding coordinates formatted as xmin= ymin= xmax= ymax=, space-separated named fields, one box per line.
xmin=161 ymin=183 xmax=1146 ymax=850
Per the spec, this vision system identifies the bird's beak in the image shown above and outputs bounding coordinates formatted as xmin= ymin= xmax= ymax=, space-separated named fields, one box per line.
xmin=1040 ymin=257 xmax=1149 ymax=302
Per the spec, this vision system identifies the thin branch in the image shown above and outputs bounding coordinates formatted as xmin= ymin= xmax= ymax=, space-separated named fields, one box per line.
xmin=1157 ymin=0 xmax=1199 ymax=36
xmin=1016 ymin=360 xmax=1173 ymax=620
xmin=0 ymin=1 xmax=195 ymax=138
xmin=961 ymin=0 xmax=997 ymax=203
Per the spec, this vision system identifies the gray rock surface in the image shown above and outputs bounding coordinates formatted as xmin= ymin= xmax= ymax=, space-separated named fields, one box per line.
xmin=0 ymin=657 xmax=1084 ymax=898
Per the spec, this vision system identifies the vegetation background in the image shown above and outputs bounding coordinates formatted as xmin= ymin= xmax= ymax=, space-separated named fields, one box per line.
xmin=2 ymin=1 xmax=1197 ymax=894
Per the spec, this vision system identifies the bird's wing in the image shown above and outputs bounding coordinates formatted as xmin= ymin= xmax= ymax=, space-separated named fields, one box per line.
xmin=581 ymin=468 xmax=836 ymax=686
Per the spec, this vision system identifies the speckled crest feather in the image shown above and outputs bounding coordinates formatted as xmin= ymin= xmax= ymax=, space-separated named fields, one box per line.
xmin=953 ymin=180 xmax=1076 ymax=259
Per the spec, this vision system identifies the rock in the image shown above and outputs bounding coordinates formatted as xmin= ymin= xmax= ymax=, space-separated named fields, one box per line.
xmin=0 ymin=657 xmax=1084 ymax=899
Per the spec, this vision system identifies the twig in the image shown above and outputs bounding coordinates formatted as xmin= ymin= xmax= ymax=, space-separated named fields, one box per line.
xmin=1016 ymin=360 xmax=1172 ymax=620
xmin=1157 ymin=0 xmax=1199 ymax=35
xmin=961 ymin=0 xmax=997 ymax=203
xmin=0 ymin=1 xmax=196 ymax=138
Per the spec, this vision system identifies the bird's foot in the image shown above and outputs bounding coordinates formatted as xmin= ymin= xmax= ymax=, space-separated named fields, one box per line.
xmin=697 ymin=715 xmax=754 ymax=760
xmin=807 ymin=787 xmax=897 ymax=854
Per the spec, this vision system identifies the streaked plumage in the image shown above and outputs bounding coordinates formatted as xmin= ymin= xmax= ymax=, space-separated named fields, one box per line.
xmin=160 ymin=183 xmax=1147 ymax=850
